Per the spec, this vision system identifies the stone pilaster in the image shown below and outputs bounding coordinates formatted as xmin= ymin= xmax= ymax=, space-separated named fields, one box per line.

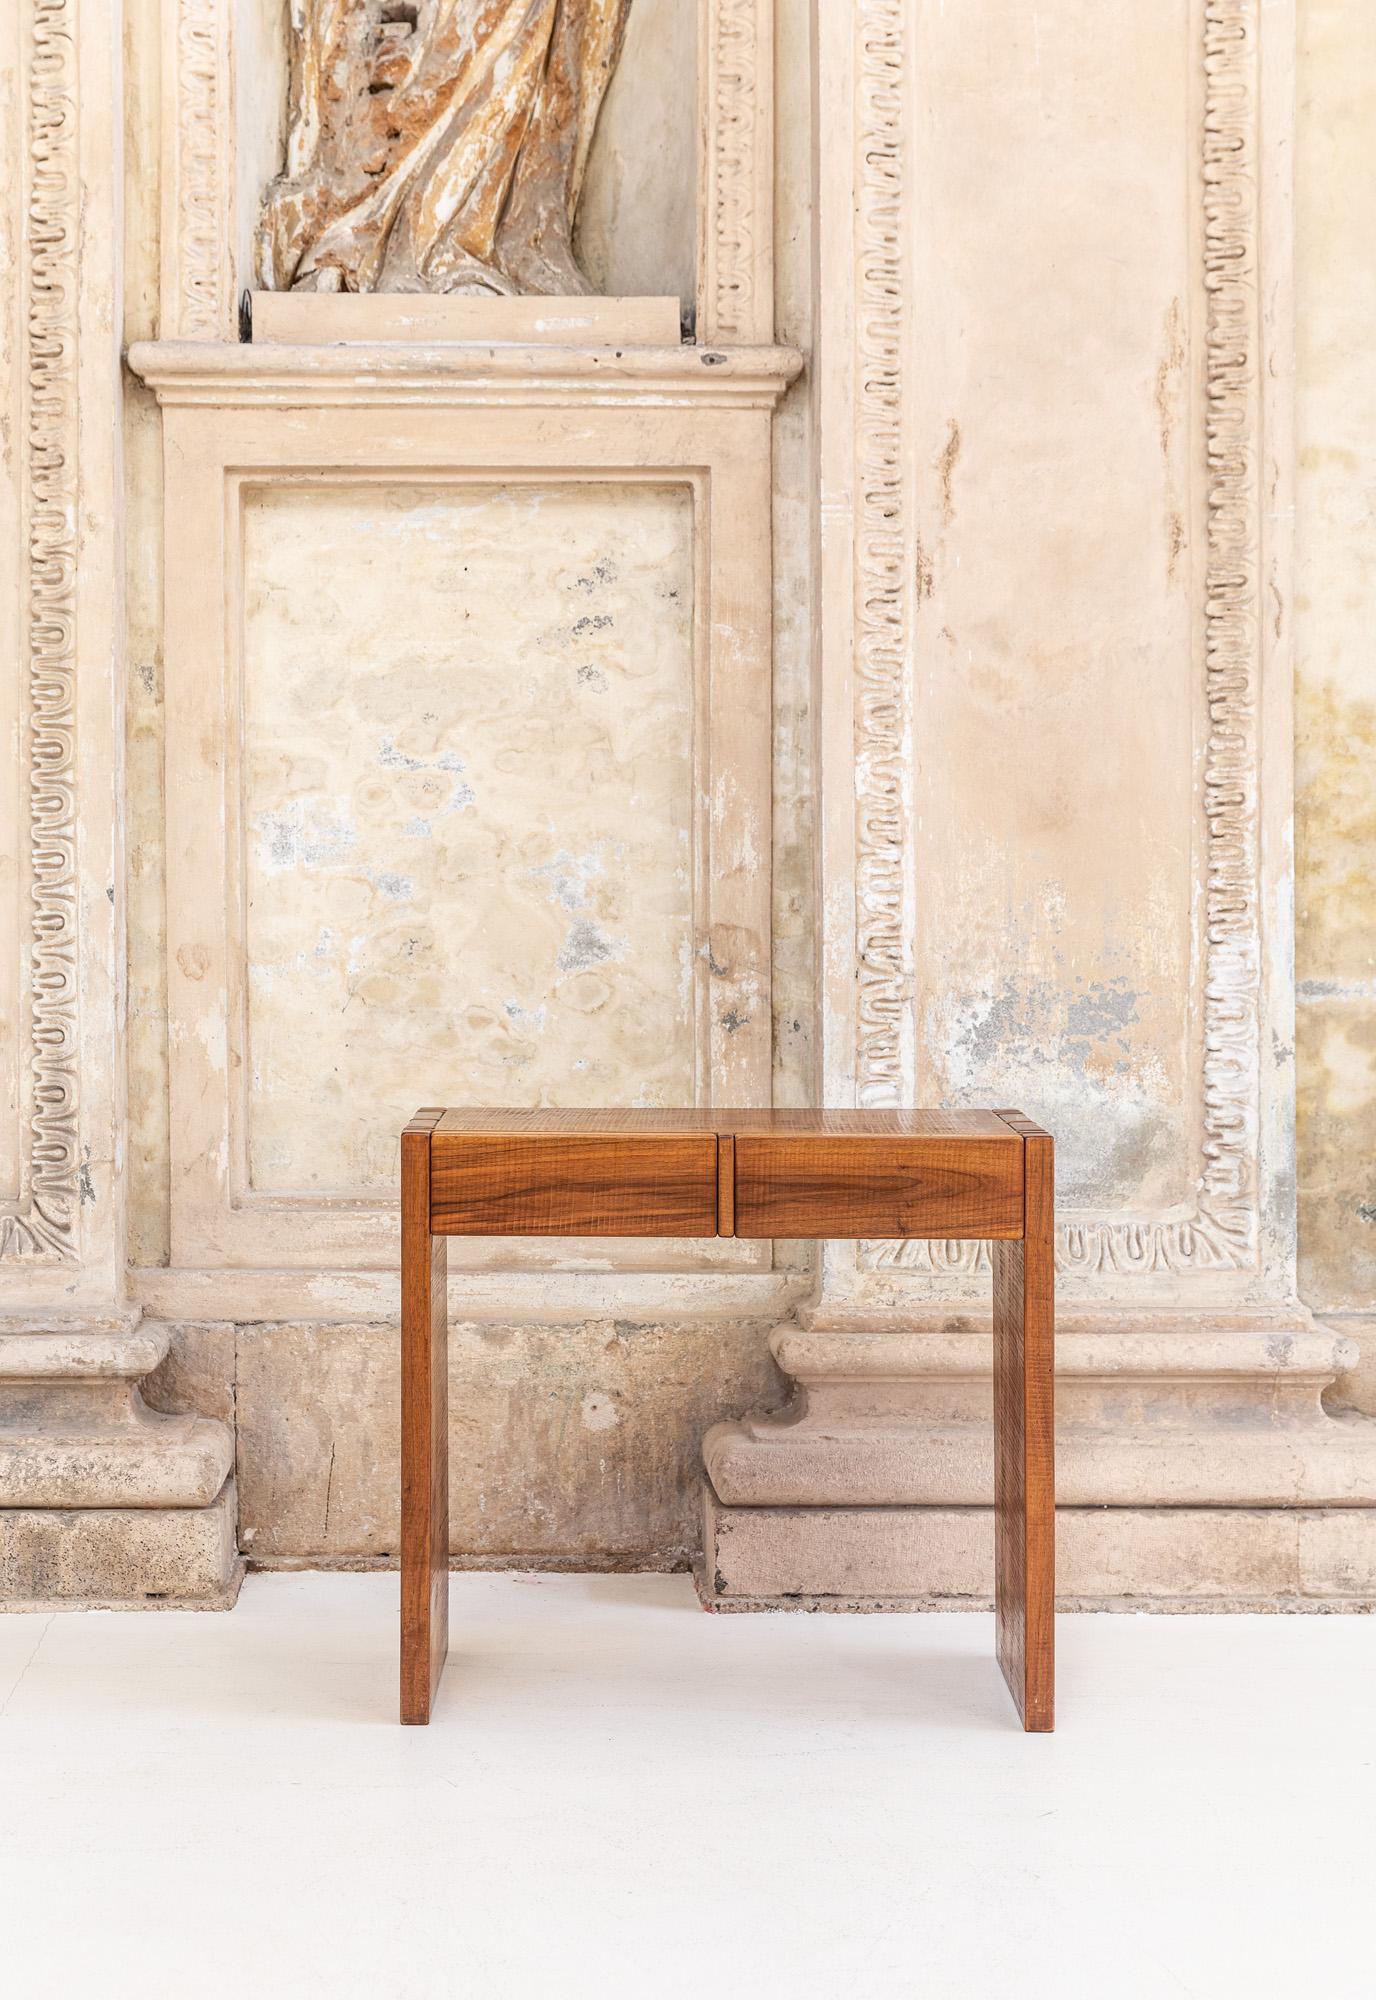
xmin=0 ymin=0 xmax=240 ymax=1607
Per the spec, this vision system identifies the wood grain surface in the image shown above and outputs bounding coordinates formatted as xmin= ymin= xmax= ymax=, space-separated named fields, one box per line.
xmin=731 ymin=1134 xmax=1023 ymax=1240
xmin=432 ymin=1107 xmax=1017 ymax=1138
xmin=992 ymin=1110 xmax=1055 ymax=1732
xmin=715 ymin=1108 xmax=1019 ymax=1140
xmin=400 ymin=1109 xmax=449 ymax=1725
xmin=430 ymin=1131 xmax=718 ymax=1236
xmin=435 ymin=1109 xmax=723 ymax=1134
xmin=716 ymin=1133 xmax=735 ymax=1237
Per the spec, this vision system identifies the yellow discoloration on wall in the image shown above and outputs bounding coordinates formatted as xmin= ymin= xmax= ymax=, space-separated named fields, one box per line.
xmin=1295 ymin=686 xmax=1376 ymax=1316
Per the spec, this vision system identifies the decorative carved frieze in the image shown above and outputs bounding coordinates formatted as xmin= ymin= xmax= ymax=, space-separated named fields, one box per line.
xmin=2 ymin=0 xmax=81 ymax=1261
xmin=852 ymin=0 xmax=911 ymax=1114
xmin=698 ymin=0 xmax=774 ymax=343
xmin=161 ymin=0 xmax=234 ymax=339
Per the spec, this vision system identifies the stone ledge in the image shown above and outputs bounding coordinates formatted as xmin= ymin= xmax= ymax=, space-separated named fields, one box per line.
xmin=704 ymin=1416 xmax=1376 ymax=1508
xmin=0 ymin=1413 xmax=232 ymax=1510
xmin=704 ymin=1313 xmax=1376 ymax=1510
xmin=0 ymin=1479 xmax=243 ymax=1610
xmin=127 ymin=339 xmax=806 ymax=411
xmin=701 ymin=1482 xmax=1376 ymax=1608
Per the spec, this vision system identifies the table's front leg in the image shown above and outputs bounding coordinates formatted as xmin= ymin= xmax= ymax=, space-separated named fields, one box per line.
xmin=992 ymin=1118 xmax=1055 ymax=1731
xmin=401 ymin=1117 xmax=449 ymax=1724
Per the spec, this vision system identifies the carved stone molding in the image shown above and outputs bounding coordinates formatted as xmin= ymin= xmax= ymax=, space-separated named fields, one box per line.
xmin=1 ymin=0 xmax=81 ymax=1263
xmin=698 ymin=0 xmax=774 ymax=344
xmin=128 ymin=338 xmax=802 ymax=409
xmin=160 ymin=0 xmax=234 ymax=339
xmin=850 ymin=0 xmax=1272 ymax=1287
xmin=852 ymin=0 xmax=912 ymax=1117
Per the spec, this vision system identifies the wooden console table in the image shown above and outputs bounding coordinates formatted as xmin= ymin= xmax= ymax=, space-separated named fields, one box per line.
xmin=401 ymin=1108 xmax=1054 ymax=1731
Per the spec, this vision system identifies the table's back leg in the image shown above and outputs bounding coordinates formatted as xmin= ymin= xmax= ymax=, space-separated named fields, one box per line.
xmin=401 ymin=1113 xmax=449 ymax=1724
xmin=992 ymin=1115 xmax=1055 ymax=1730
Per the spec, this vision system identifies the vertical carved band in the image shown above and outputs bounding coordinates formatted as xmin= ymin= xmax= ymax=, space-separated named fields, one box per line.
xmin=853 ymin=0 xmax=911 ymax=1106
xmin=3 ymin=0 xmax=81 ymax=1259
xmin=165 ymin=0 xmax=234 ymax=339
xmin=699 ymin=0 xmax=773 ymax=343
xmin=861 ymin=0 xmax=1265 ymax=1277
xmin=1198 ymin=0 xmax=1261 ymax=1254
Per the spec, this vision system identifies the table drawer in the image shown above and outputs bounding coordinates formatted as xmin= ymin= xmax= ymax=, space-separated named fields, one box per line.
xmin=731 ymin=1135 xmax=1023 ymax=1239
xmin=429 ymin=1132 xmax=718 ymax=1236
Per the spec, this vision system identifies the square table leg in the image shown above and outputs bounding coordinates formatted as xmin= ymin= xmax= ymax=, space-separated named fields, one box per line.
xmin=401 ymin=1114 xmax=449 ymax=1724
xmin=992 ymin=1119 xmax=1055 ymax=1730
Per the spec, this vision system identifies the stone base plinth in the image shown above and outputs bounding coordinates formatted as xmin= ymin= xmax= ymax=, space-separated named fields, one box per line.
xmin=0 ymin=1320 xmax=241 ymax=1609
xmin=701 ymin=1482 xmax=1376 ymax=1611
xmin=0 ymin=1478 xmax=243 ymax=1611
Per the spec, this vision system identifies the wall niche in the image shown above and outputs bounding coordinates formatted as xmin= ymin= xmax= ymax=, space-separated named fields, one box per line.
xmin=165 ymin=0 xmax=763 ymax=343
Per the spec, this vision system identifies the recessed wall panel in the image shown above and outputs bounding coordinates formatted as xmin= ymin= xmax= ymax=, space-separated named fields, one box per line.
xmin=908 ymin=0 xmax=1199 ymax=1214
xmin=240 ymin=481 xmax=695 ymax=1195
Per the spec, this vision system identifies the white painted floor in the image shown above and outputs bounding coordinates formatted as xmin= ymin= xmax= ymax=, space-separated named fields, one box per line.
xmin=1 ymin=1573 xmax=1372 ymax=2000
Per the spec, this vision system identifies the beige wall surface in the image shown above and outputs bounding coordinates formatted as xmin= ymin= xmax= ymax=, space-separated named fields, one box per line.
xmin=1295 ymin=0 xmax=1376 ymax=1332
xmin=577 ymin=0 xmax=698 ymax=313
xmin=905 ymin=0 xmax=1198 ymax=1218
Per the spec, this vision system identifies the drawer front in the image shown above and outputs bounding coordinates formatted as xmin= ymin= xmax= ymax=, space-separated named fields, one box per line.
xmin=429 ymin=1133 xmax=718 ymax=1236
xmin=732 ymin=1135 xmax=1023 ymax=1240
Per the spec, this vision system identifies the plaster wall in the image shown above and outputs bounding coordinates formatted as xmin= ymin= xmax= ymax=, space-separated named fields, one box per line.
xmin=903 ymin=0 xmax=1197 ymax=1222
xmin=1295 ymin=0 xmax=1376 ymax=1400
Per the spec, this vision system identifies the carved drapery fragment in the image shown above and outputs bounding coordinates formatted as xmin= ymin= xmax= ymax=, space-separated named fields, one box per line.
xmin=256 ymin=0 xmax=630 ymax=297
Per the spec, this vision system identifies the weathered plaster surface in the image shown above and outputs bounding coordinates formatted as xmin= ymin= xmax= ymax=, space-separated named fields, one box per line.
xmin=235 ymin=1317 xmax=785 ymax=1563
xmin=1295 ymin=0 xmax=1376 ymax=1344
xmin=906 ymin=0 xmax=1197 ymax=1218
xmin=241 ymin=480 xmax=695 ymax=1193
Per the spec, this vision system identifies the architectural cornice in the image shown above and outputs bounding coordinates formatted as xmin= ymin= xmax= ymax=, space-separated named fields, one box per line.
xmin=127 ymin=340 xmax=805 ymax=410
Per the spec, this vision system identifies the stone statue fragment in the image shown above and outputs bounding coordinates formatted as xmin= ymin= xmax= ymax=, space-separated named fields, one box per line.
xmin=256 ymin=0 xmax=631 ymax=297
